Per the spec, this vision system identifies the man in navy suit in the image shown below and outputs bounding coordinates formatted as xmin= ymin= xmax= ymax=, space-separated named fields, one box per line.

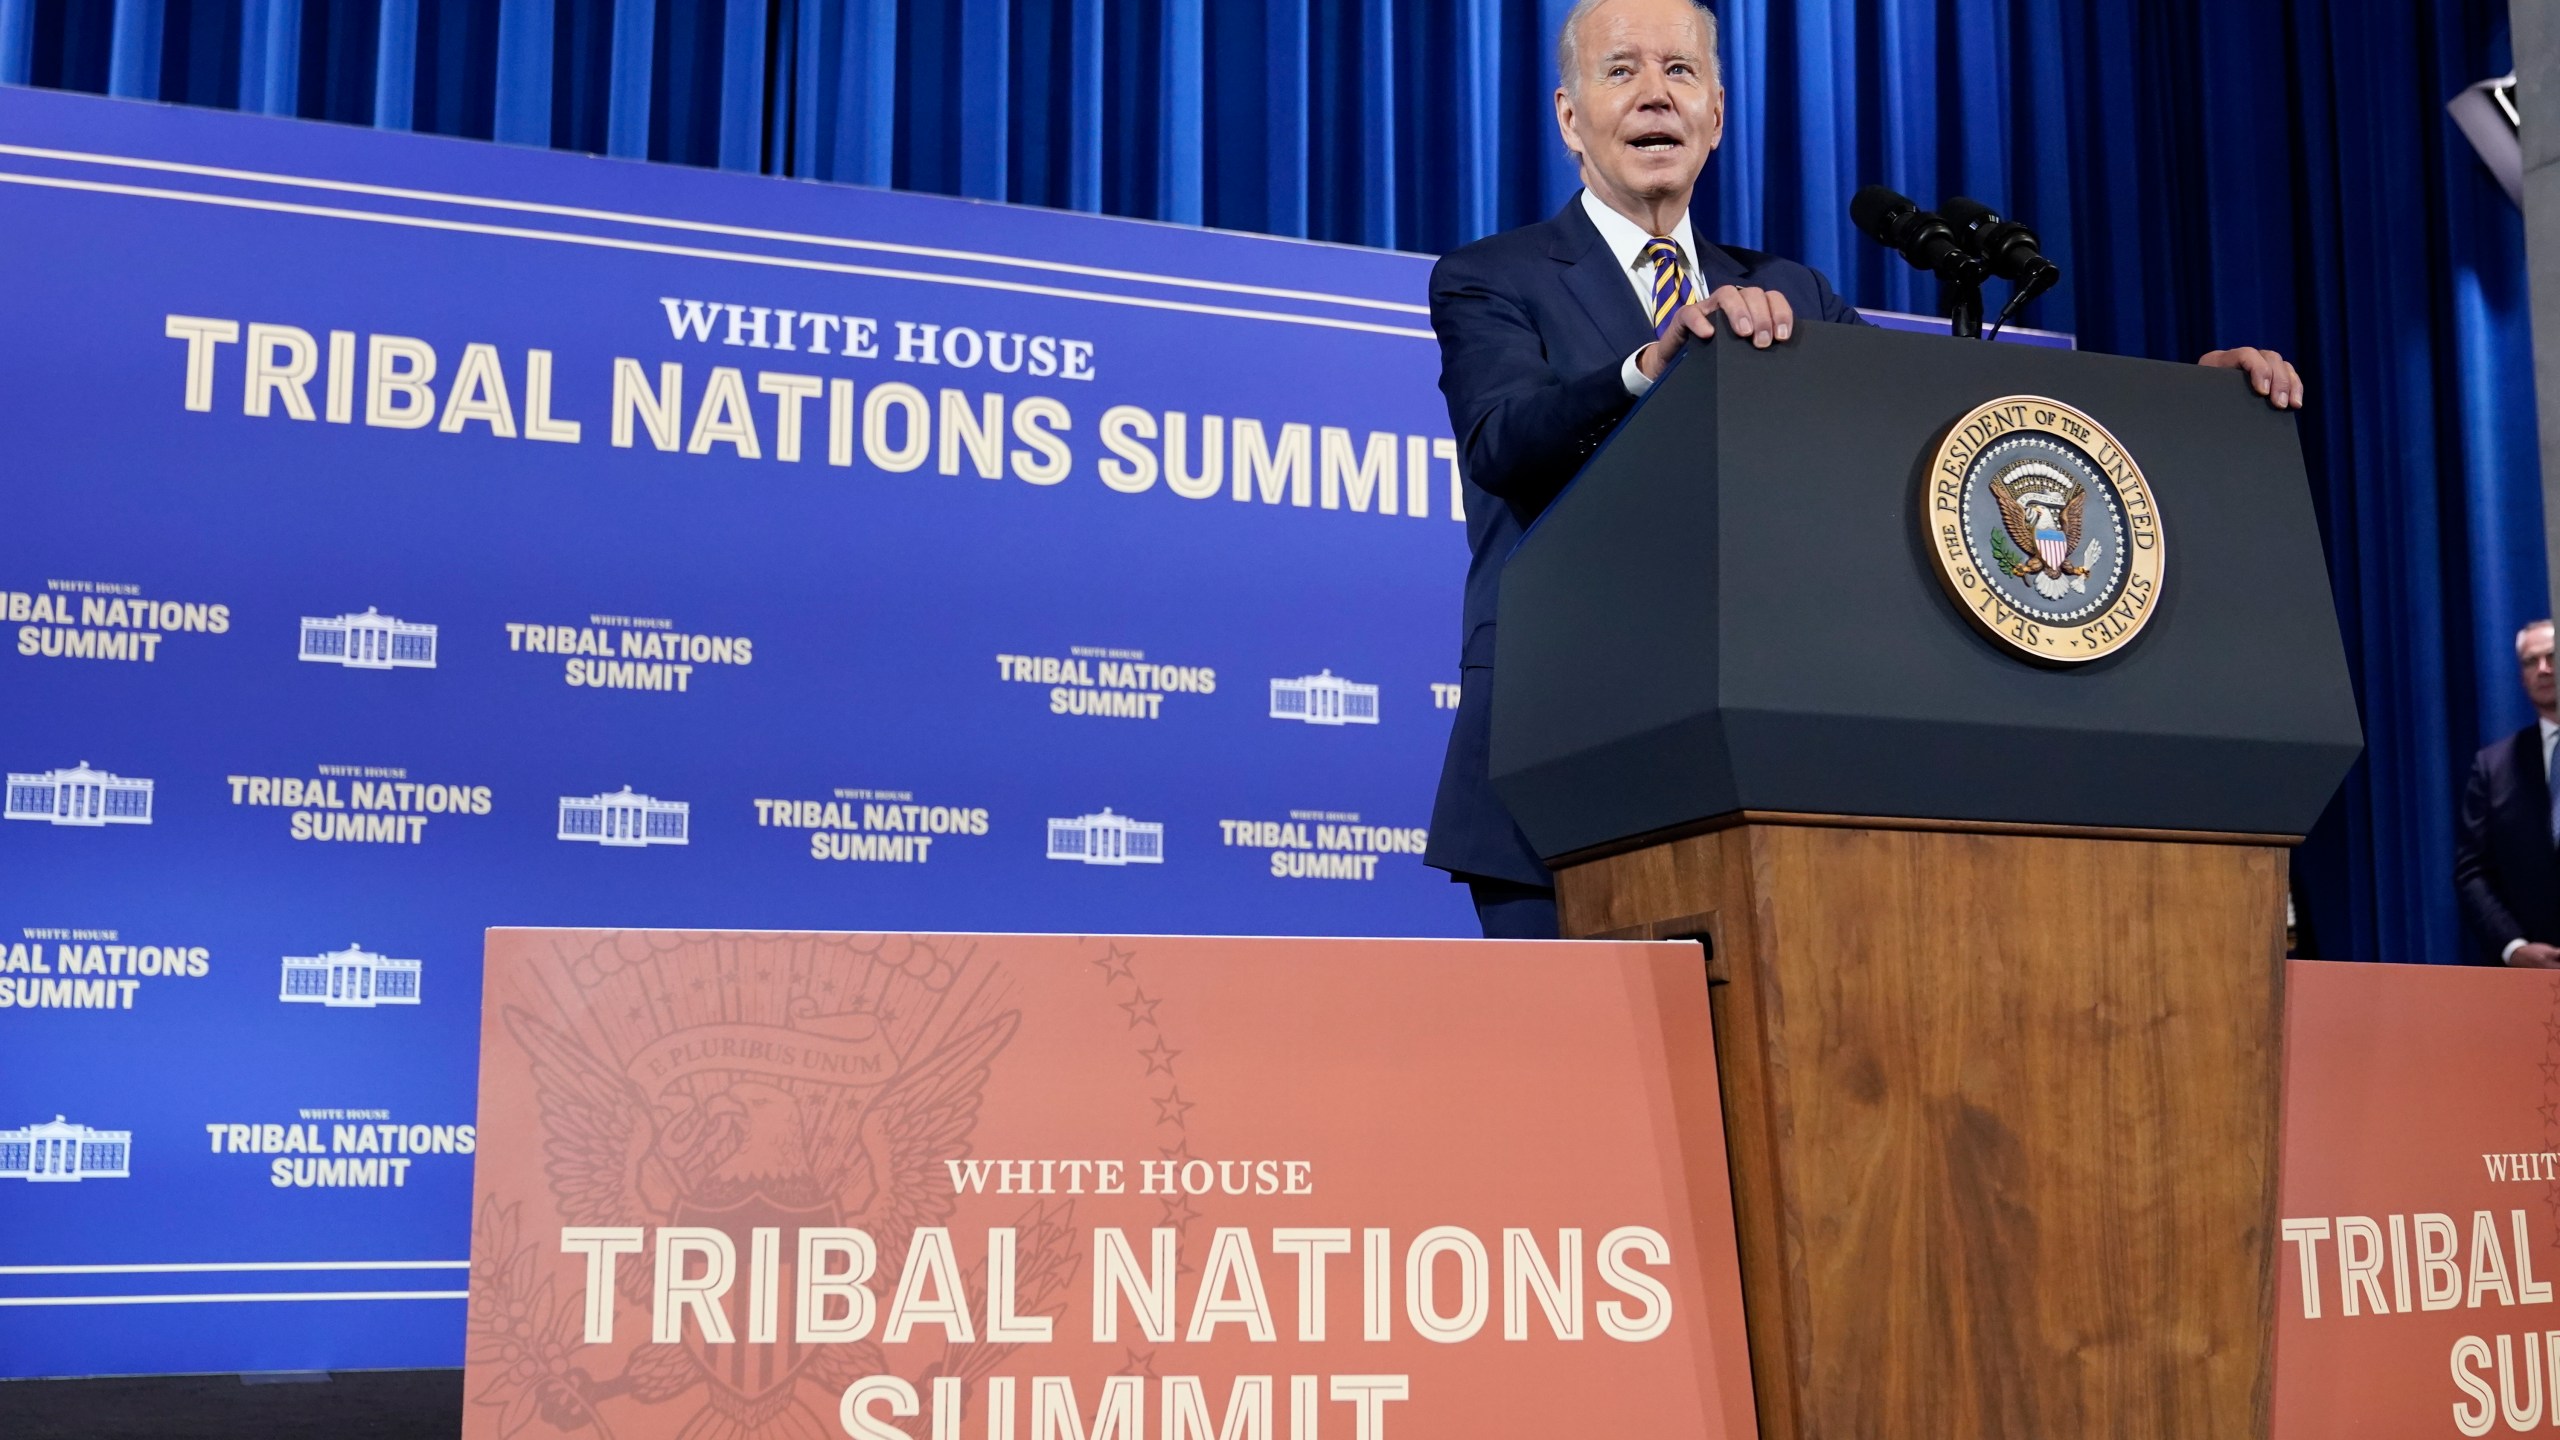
xmin=2456 ymin=620 xmax=2560 ymax=967
xmin=1425 ymin=0 xmax=2309 ymax=939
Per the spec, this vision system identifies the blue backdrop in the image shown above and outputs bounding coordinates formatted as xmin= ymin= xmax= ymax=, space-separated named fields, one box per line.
xmin=3 ymin=0 xmax=2544 ymax=964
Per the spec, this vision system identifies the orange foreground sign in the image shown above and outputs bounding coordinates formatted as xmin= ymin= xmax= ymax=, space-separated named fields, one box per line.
xmin=2276 ymin=960 xmax=2560 ymax=1439
xmin=463 ymin=931 xmax=1756 ymax=1439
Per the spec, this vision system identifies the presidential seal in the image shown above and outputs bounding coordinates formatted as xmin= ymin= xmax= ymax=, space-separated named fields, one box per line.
xmin=1923 ymin=395 xmax=2163 ymax=663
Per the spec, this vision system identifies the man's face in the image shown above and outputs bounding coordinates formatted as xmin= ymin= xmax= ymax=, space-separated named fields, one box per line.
xmin=1555 ymin=0 xmax=1725 ymax=217
xmin=2525 ymin=627 xmax=2558 ymax=714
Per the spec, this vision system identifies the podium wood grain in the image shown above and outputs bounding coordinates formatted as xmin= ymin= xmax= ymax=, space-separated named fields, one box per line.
xmin=1558 ymin=822 xmax=2284 ymax=1440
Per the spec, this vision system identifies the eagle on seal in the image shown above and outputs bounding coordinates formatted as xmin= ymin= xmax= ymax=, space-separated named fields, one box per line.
xmin=498 ymin=999 xmax=1024 ymax=1440
xmin=1990 ymin=460 xmax=2093 ymax=600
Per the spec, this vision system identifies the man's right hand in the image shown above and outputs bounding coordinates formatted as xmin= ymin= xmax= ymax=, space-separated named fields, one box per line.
xmin=2512 ymin=942 xmax=2560 ymax=968
xmin=1636 ymin=285 xmax=1797 ymax=379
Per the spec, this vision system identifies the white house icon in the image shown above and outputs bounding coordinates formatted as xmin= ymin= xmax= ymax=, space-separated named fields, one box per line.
xmin=280 ymin=944 xmax=423 ymax=1007
xmin=559 ymin=787 xmax=690 ymax=847
xmin=4 ymin=762 xmax=154 ymax=826
xmin=300 ymin=608 xmax=437 ymax=669
xmin=0 ymin=1116 xmax=132 ymax=1181
xmin=1046 ymin=809 xmax=1165 ymax=866
xmin=1270 ymin=671 xmax=1380 ymax=726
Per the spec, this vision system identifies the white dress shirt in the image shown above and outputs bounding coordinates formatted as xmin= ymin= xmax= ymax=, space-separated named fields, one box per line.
xmin=2502 ymin=714 xmax=2560 ymax=962
xmin=1579 ymin=190 xmax=1700 ymax=399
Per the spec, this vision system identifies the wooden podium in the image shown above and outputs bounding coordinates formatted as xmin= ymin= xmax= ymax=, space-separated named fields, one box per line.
xmin=1490 ymin=326 xmax=2361 ymax=1439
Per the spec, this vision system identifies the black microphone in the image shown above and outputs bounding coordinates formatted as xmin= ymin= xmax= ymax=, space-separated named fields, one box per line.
xmin=1941 ymin=195 xmax=2061 ymax=304
xmin=1849 ymin=185 xmax=1985 ymax=286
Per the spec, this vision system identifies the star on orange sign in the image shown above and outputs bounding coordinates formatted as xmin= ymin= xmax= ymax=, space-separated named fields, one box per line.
xmin=1120 ymin=988 xmax=1162 ymax=1029
xmin=1140 ymin=1037 xmax=1180 ymax=1076
xmin=1093 ymin=945 xmax=1139 ymax=985
xmin=1116 ymin=1348 xmax=1160 ymax=1378
xmin=1160 ymin=1192 xmax=1201 ymax=1228
xmin=1154 ymin=1088 xmax=1195 ymax=1127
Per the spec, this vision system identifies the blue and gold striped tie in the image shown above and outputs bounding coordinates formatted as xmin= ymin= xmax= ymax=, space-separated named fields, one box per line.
xmin=1642 ymin=237 xmax=1693 ymax=336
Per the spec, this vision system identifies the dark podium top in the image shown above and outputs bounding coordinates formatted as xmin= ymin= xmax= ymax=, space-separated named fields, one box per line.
xmin=1489 ymin=322 xmax=2363 ymax=862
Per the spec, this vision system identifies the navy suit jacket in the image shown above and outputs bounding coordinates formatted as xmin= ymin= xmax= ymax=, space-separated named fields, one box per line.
xmin=2456 ymin=725 xmax=2560 ymax=964
xmin=1422 ymin=195 xmax=1864 ymax=887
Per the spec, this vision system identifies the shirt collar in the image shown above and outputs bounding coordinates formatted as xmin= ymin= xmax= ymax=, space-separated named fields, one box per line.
xmin=1580 ymin=189 xmax=1698 ymax=279
xmin=2541 ymin=716 xmax=2558 ymax=749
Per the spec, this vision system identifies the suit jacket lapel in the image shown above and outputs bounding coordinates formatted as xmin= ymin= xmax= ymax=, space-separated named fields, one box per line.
xmin=1690 ymin=237 xmax=1750 ymax=296
xmin=1549 ymin=198 xmax=1656 ymax=358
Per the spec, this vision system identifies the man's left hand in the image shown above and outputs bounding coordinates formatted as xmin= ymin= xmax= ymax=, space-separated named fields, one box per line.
xmin=2199 ymin=347 xmax=2305 ymax=410
xmin=1635 ymin=286 xmax=1796 ymax=380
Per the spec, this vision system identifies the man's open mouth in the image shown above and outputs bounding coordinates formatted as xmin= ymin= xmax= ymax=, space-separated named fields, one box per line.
xmin=1629 ymin=133 xmax=1683 ymax=154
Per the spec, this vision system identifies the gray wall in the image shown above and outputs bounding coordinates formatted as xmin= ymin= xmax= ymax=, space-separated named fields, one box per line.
xmin=2522 ymin=2 xmax=2560 ymax=621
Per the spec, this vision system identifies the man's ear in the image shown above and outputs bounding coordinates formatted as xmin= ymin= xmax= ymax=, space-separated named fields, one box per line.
xmin=1553 ymin=86 xmax=1584 ymax=164
xmin=1702 ymin=83 xmax=1726 ymax=155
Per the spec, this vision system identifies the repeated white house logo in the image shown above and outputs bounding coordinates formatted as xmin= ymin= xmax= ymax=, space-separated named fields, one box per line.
xmin=1046 ymin=808 xmax=1164 ymax=865
xmin=280 ymin=944 xmax=422 ymax=1007
xmin=299 ymin=608 xmax=437 ymax=669
xmin=558 ymin=787 xmax=690 ymax=847
xmin=1270 ymin=670 xmax=1381 ymax=725
xmin=0 ymin=1115 xmax=132 ymax=1181
xmin=4 ymin=763 xmax=154 ymax=826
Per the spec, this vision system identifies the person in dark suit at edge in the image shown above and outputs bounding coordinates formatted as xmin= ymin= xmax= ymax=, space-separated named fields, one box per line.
xmin=1424 ymin=0 xmax=2310 ymax=939
xmin=2457 ymin=619 xmax=2560 ymax=967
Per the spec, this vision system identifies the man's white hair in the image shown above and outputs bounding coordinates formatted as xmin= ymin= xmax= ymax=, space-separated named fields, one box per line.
xmin=2520 ymin=619 xmax=2555 ymax=659
xmin=1556 ymin=0 xmax=1722 ymax=95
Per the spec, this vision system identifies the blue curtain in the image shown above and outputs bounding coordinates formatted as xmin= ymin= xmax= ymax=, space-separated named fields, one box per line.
xmin=0 ymin=0 xmax=2540 ymax=963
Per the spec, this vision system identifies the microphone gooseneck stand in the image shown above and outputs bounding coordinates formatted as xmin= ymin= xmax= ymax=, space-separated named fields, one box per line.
xmin=1944 ymin=276 xmax=1986 ymax=340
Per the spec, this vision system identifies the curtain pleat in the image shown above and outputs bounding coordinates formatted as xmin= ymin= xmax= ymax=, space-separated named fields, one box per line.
xmin=107 ymin=0 xmax=160 ymax=99
xmin=492 ymin=0 xmax=550 ymax=143
xmin=374 ymin=0 xmax=415 ymax=125
xmin=959 ymin=0 xmax=1005 ymax=196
